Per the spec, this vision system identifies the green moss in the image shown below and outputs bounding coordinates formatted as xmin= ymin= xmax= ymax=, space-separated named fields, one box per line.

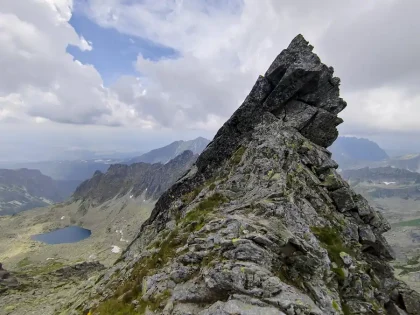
xmin=231 ymin=238 xmax=241 ymax=244
xmin=323 ymin=173 xmax=337 ymax=188
xmin=311 ymin=226 xmax=354 ymax=267
xmin=231 ymin=146 xmax=246 ymax=165
xmin=332 ymin=300 xmax=340 ymax=311
xmin=332 ymin=267 xmax=346 ymax=281
xmin=209 ymin=183 xmax=216 ymax=191
xmin=342 ymin=303 xmax=351 ymax=315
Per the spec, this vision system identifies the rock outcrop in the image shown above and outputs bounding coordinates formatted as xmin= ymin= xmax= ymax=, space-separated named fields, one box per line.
xmin=0 ymin=263 xmax=18 ymax=295
xmin=65 ymin=35 xmax=419 ymax=315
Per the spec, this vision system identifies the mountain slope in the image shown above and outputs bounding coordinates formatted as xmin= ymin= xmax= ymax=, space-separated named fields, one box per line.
xmin=329 ymin=137 xmax=389 ymax=170
xmin=64 ymin=35 xmax=419 ymax=315
xmin=388 ymin=154 xmax=420 ymax=173
xmin=8 ymin=160 xmax=115 ymax=181
xmin=73 ymin=150 xmax=198 ymax=206
xmin=127 ymin=137 xmax=210 ymax=164
xmin=0 ymin=169 xmax=80 ymax=214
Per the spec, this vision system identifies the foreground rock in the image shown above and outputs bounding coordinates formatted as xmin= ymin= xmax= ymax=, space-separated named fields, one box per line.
xmin=0 ymin=263 xmax=18 ymax=294
xmin=59 ymin=35 xmax=420 ymax=314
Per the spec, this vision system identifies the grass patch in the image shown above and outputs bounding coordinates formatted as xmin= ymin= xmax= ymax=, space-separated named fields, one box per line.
xmin=181 ymin=186 xmax=203 ymax=204
xmin=396 ymin=264 xmax=420 ymax=276
xmin=16 ymin=257 xmax=31 ymax=269
xmin=94 ymin=299 xmax=136 ymax=315
xmin=332 ymin=300 xmax=340 ymax=311
xmin=183 ymin=193 xmax=228 ymax=231
xmin=16 ymin=259 xmax=65 ymax=276
xmin=311 ymin=226 xmax=354 ymax=267
xmin=392 ymin=218 xmax=420 ymax=227
xmin=231 ymin=146 xmax=246 ymax=165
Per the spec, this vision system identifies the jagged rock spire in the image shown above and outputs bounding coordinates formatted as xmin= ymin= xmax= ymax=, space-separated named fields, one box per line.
xmin=197 ymin=34 xmax=345 ymax=178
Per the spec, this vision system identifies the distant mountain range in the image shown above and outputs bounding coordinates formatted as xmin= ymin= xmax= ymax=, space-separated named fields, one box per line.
xmin=0 ymin=137 xmax=210 ymax=181
xmin=387 ymin=154 xmax=420 ymax=173
xmin=329 ymin=136 xmax=389 ymax=169
xmin=0 ymin=138 xmax=211 ymax=215
xmin=126 ymin=137 xmax=210 ymax=164
xmin=0 ymin=169 xmax=80 ymax=215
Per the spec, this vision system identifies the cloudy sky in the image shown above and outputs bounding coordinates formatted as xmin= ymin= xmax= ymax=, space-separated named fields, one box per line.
xmin=1 ymin=0 xmax=420 ymax=161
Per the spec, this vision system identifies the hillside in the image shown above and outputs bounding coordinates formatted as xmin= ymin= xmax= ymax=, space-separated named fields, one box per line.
xmin=388 ymin=154 xmax=420 ymax=173
xmin=51 ymin=35 xmax=419 ymax=315
xmin=0 ymin=169 xmax=80 ymax=215
xmin=126 ymin=137 xmax=210 ymax=164
xmin=74 ymin=150 xmax=198 ymax=206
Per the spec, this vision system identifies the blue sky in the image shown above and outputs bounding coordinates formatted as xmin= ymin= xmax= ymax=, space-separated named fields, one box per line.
xmin=67 ymin=11 xmax=178 ymax=86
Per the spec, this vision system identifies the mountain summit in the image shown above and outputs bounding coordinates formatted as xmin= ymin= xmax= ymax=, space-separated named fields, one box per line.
xmin=68 ymin=35 xmax=419 ymax=315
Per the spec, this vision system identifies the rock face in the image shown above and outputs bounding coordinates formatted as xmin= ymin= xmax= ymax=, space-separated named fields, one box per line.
xmin=65 ymin=35 xmax=419 ymax=315
xmin=73 ymin=150 xmax=198 ymax=206
xmin=0 ymin=263 xmax=19 ymax=294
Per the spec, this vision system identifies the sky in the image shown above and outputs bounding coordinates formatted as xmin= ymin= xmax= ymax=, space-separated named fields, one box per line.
xmin=1 ymin=0 xmax=420 ymax=161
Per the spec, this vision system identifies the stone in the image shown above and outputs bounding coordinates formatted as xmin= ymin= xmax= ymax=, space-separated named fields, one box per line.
xmin=359 ymin=226 xmax=377 ymax=244
xmin=401 ymin=290 xmax=420 ymax=314
xmin=330 ymin=187 xmax=356 ymax=212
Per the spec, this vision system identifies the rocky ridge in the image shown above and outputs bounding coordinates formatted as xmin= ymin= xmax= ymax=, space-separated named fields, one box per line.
xmin=127 ymin=137 xmax=210 ymax=165
xmin=73 ymin=150 xmax=198 ymax=207
xmin=63 ymin=35 xmax=420 ymax=315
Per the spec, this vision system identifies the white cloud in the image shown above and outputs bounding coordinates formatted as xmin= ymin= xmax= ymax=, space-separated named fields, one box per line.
xmin=2 ymin=0 xmax=420 ymax=160
xmin=79 ymin=36 xmax=93 ymax=51
xmin=0 ymin=0 xmax=148 ymax=126
xmin=81 ymin=0 xmax=420 ymax=135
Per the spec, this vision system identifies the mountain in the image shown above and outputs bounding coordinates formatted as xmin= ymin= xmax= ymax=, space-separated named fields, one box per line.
xmin=0 ymin=168 xmax=80 ymax=214
xmin=53 ymin=35 xmax=418 ymax=315
xmin=3 ymin=160 xmax=116 ymax=181
xmin=388 ymin=154 xmax=420 ymax=173
xmin=74 ymin=150 xmax=198 ymax=206
xmin=329 ymin=136 xmax=389 ymax=170
xmin=126 ymin=137 xmax=210 ymax=164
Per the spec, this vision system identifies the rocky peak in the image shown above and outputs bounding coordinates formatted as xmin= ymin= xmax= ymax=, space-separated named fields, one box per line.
xmin=73 ymin=150 xmax=197 ymax=206
xmin=68 ymin=35 xmax=419 ymax=315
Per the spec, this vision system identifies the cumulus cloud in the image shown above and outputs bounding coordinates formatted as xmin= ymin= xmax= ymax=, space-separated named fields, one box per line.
xmin=79 ymin=0 xmax=420 ymax=136
xmin=2 ymin=0 xmax=420 ymax=159
xmin=0 ymin=0 xmax=147 ymax=126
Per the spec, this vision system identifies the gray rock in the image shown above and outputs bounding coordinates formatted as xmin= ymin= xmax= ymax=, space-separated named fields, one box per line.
xmin=330 ymin=187 xmax=356 ymax=212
